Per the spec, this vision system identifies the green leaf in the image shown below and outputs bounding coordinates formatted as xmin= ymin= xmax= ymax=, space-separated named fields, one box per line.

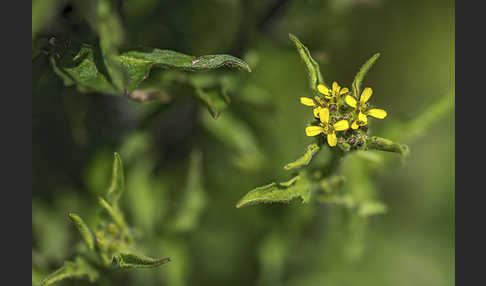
xmin=236 ymin=174 xmax=311 ymax=208
xmin=107 ymin=152 xmax=124 ymax=205
xmin=49 ymin=43 xmax=120 ymax=94
xmin=288 ymin=33 xmax=324 ymax=91
xmin=98 ymin=197 xmax=132 ymax=243
xmin=47 ymin=38 xmax=251 ymax=95
xmin=284 ymin=143 xmax=320 ymax=170
xmin=68 ymin=213 xmax=95 ymax=251
xmin=358 ymin=200 xmax=387 ymax=217
xmin=40 ymin=257 xmax=99 ymax=286
xmin=352 ymin=53 xmax=380 ymax=99
xmin=201 ymin=111 xmax=264 ymax=170
xmin=364 ymin=136 xmax=410 ymax=157
xmin=112 ymin=253 xmax=171 ymax=269
xmin=171 ymin=150 xmax=207 ymax=232
xmin=194 ymin=86 xmax=230 ymax=119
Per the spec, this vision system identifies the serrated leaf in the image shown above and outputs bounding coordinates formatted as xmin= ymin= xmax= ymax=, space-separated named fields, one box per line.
xmin=284 ymin=143 xmax=320 ymax=170
xmin=47 ymin=39 xmax=251 ymax=95
xmin=68 ymin=213 xmax=95 ymax=251
xmin=288 ymin=33 xmax=324 ymax=91
xmin=352 ymin=53 xmax=380 ymax=99
xmin=236 ymin=174 xmax=311 ymax=208
xmin=40 ymin=257 xmax=99 ymax=286
xmin=112 ymin=253 xmax=171 ymax=269
xmin=107 ymin=152 xmax=124 ymax=204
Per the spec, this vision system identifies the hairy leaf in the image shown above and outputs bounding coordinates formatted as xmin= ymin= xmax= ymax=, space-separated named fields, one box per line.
xmin=236 ymin=174 xmax=311 ymax=208
xmin=107 ymin=152 xmax=124 ymax=205
xmin=288 ymin=33 xmax=324 ymax=91
xmin=47 ymin=38 xmax=251 ymax=95
xmin=112 ymin=253 xmax=171 ymax=269
xmin=68 ymin=213 xmax=95 ymax=251
xmin=352 ymin=53 xmax=380 ymax=99
xmin=365 ymin=136 xmax=410 ymax=157
xmin=284 ymin=143 xmax=320 ymax=170
xmin=40 ymin=257 xmax=99 ymax=286
xmin=98 ymin=197 xmax=132 ymax=243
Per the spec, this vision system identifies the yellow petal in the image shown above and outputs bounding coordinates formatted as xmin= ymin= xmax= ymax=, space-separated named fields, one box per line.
xmin=333 ymin=120 xmax=349 ymax=131
xmin=317 ymin=84 xmax=330 ymax=96
xmin=367 ymin=108 xmax=387 ymax=119
xmin=332 ymin=82 xmax=340 ymax=94
xmin=327 ymin=132 xmax=337 ymax=147
xmin=319 ymin=108 xmax=330 ymax=124
xmin=300 ymin=97 xmax=316 ymax=106
xmin=358 ymin=111 xmax=368 ymax=126
xmin=351 ymin=121 xmax=359 ymax=130
xmin=305 ymin=126 xmax=324 ymax=136
xmin=313 ymin=107 xmax=321 ymax=118
xmin=339 ymin=87 xmax=349 ymax=95
xmin=345 ymin=95 xmax=357 ymax=108
xmin=360 ymin=87 xmax=373 ymax=104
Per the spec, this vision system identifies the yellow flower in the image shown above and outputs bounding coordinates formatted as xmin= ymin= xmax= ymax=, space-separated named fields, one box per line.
xmin=344 ymin=87 xmax=387 ymax=129
xmin=317 ymin=81 xmax=349 ymax=103
xmin=305 ymin=108 xmax=350 ymax=147
xmin=300 ymin=96 xmax=328 ymax=119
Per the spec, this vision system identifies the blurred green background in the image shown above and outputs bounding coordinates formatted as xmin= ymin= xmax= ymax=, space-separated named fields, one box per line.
xmin=32 ymin=0 xmax=454 ymax=285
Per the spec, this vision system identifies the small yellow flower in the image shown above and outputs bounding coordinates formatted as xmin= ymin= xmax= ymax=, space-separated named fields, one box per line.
xmin=344 ymin=87 xmax=387 ymax=129
xmin=317 ymin=81 xmax=349 ymax=103
xmin=305 ymin=108 xmax=350 ymax=147
xmin=300 ymin=96 xmax=328 ymax=119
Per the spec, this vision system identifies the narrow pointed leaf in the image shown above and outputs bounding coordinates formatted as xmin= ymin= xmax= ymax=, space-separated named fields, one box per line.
xmin=107 ymin=152 xmax=124 ymax=204
xmin=365 ymin=136 xmax=409 ymax=157
xmin=68 ymin=213 xmax=94 ymax=251
xmin=288 ymin=33 xmax=324 ymax=91
xmin=112 ymin=253 xmax=171 ymax=269
xmin=236 ymin=174 xmax=311 ymax=208
xmin=40 ymin=257 xmax=99 ymax=286
xmin=194 ymin=86 xmax=230 ymax=119
xmin=358 ymin=200 xmax=387 ymax=217
xmin=352 ymin=53 xmax=380 ymax=99
xmin=284 ymin=143 xmax=320 ymax=170
xmin=98 ymin=197 xmax=132 ymax=243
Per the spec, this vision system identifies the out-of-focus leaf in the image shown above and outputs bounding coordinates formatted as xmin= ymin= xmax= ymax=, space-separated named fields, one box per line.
xmin=107 ymin=152 xmax=124 ymax=205
xmin=32 ymin=0 xmax=62 ymax=39
xmin=351 ymin=53 xmax=380 ymax=99
xmin=288 ymin=33 xmax=324 ymax=91
xmin=112 ymin=253 xmax=171 ymax=269
xmin=47 ymin=39 xmax=251 ymax=95
xmin=201 ymin=111 xmax=264 ymax=170
xmin=284 ymin=143 xmax=320 ymax=170
xmin=383 ymin=91 xmax=454 ymax=142
xmin=171 ymin=150 xmax=207 ymax=232
xmin=236 ymin=174 xmax=311 ymax=208
xmin=358 ymin=200 xmax=387 ymax=217
xmin=40 ymin=257 xmax=99 ymax=286
xmin=68 ymin=213 xmax=95 ymax=251
xmin=194 ymin=86 xmax=230 ymax=119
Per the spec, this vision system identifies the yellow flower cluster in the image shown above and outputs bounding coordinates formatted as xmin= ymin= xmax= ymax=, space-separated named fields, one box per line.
xmin=300 ymin=82 xmax=387 ymax=147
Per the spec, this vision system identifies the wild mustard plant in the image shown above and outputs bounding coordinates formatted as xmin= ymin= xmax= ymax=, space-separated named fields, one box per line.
xmin=236 ymin=34 xmax=409 ymax=209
